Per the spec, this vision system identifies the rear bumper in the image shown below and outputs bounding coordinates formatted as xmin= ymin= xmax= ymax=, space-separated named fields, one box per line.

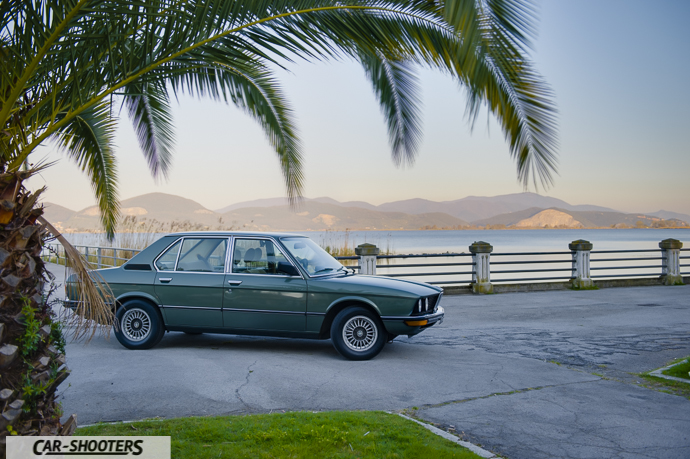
xmin=62 ymin=299 xmax=115 ymax=311
xmin=63 ymin=299 xmax=79 ymax=310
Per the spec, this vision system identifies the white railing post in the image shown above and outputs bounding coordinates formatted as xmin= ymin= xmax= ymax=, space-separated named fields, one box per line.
xmin=659 ymin=239 xmax=684 ymax=285
xmin=355 ymin=243 xmax=379 ymax=275
xmin=97 ymin=247 xmax=102 ymax=268
xmin=469 ymin=241 xmax=493 ymax=294
xmin=569 ymin=239 xmax=593 ymax=289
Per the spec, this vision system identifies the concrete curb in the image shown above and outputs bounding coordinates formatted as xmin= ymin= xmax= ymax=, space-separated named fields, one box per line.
xmin=395 ymin=413 xmax=497 ymax=458
xmin=648 ymin=360 xmax=690 ymax=384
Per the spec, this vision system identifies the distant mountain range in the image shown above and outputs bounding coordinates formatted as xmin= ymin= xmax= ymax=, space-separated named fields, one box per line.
xmin=42 ymin=192 xmax=690 ymax=232
xmin=215 ymin=192 xmax=617 ymax=221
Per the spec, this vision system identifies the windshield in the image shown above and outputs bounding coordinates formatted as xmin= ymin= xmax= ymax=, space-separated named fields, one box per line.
xmin=281 ymin=237 xmax=344 ymax=276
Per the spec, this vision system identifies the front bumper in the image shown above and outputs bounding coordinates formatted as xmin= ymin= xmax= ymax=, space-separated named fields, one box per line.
xmin=381 ymin=306 xmax=445 ymax=335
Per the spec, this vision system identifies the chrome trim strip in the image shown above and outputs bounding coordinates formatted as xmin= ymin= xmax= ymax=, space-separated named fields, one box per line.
xmin=306 ymin=312 xmax=326 ymax=316
xmin=159 ymin=305 xmax=222 ymax=311
xmin=226 ymin=272 xmax=297 ymax=279
xmin=223 ymin=308 xmax=305 ymax=315
xmin=380 ymin=306 xmax=445 ymax=321
xmin=63 ymin=300 xmax=115 ymax=308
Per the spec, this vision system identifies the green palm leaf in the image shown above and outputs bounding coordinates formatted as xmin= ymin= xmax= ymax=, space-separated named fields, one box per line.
xmin=166 ymin=55 xmax=304 ymax=202
xmin=53 ymin=101 xmax=119 ymax=238
xmin=359 ymin=51 xmax=422 ymax=166
xmin=2 ymin=0 xmax=559 ymax=233
xmin=123 ymin=81 xmax=175 ymax=180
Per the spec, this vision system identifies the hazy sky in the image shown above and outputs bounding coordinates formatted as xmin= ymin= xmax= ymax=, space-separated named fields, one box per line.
xmin=29 ymin=0 xmax=690 ymax=215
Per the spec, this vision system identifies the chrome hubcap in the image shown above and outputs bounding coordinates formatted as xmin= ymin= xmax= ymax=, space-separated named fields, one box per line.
xmin=121 ymin=309 xmax=151 ymax=342
xmin=342 ymin=315 xmax=377 ymax=352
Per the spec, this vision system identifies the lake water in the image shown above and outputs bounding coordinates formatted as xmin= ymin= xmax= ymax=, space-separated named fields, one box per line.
xmin=309 ymin=228 xmax=690 ymax=254
xmin=61 ymin=229 xmax=689 ymax=285
xmin=63 ymin=228 xmax=690 ymax=253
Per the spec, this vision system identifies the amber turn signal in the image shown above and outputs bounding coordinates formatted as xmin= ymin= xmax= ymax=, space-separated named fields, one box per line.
xmin=404 ymin=319 xmax=428 ymax=327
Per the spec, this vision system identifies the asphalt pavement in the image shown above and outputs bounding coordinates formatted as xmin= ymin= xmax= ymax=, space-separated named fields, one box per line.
xmin=47 ymin=263 xmax=690 ymax=459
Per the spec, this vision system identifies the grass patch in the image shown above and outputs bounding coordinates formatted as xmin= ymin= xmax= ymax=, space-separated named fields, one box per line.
xmin=638 ymin=356 xmax=690 ymax=399
xmin=662 ymin=358 xmax=690 ymax=380
xmin=77 ymin=411 xmax=482 ymax=459
xmin=638 ymin=374 xmax=690 ymax=399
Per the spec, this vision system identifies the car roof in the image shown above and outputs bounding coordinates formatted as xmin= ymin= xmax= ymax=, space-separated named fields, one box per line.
xmin=162 ymin=231 xmax=307 ymax=239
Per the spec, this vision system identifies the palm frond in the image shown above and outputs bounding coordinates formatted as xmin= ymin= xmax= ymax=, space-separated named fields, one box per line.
xmin=165 ymin=53 xmax=304 ymax=202
xmin=441 ymin=0 xmax=559 ymax=188
xmin=123 ymin=80 xmax=175 ymax=180
xmin=38 ymin=215 xmax=115 ymax=341
xmin=53 ymin=101 xmax=120 ymax=239
xmin=359 ymin=50 xmax=422 ymax=166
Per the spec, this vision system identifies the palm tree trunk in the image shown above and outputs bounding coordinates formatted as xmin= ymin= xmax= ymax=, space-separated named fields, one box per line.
xmin=0 ymin=171 xmax=73 ymax=455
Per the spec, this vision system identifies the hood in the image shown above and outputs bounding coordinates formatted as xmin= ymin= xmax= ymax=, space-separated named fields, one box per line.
xmin=310 ymin=273 xmax=441 ymax=296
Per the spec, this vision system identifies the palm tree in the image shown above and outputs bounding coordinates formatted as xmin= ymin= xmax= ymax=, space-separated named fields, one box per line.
xmin=0 ymin=0 xmax=557 ymax=443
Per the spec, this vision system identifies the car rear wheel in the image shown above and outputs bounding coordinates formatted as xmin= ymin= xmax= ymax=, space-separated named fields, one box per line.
xmin=331 ymin=307 xmax=386 ymax=360
xmin=114 ymin=300 xmax=165 ymax=350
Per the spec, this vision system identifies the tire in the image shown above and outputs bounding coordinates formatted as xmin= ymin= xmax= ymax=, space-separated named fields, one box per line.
xmin=330 ymin=306 xmax=386 ymax=360
xmin=114 ymin=300 xmax=165 ymax=350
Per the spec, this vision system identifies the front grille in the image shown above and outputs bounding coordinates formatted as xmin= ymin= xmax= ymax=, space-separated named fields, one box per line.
xmin=412 ymin=294 xmax=440 ymax=316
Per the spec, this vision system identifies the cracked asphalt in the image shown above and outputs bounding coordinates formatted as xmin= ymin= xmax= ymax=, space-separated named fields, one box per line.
xmin=52 ymin=261 xmax=689 ymax=458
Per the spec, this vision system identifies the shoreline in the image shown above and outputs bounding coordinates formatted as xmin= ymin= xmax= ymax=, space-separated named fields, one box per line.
xmin=55 ymin=226 xmax=690 ymax=235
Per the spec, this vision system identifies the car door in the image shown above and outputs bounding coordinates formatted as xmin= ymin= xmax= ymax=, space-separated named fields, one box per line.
xmin=223 ymin=237 xmax=307 ymax=331
xmin=154 ymin=237 xmax=228 ymax=329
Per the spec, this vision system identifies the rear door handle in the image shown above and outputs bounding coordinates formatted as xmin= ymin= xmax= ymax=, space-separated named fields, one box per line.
xmin=159 ymin=278 xmax=172 ymax=283
xmin=227 ymin=280 xmax=243 ymax=286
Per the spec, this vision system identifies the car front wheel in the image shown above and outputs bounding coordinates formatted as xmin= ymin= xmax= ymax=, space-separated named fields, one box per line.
xmin=114 ymin=300 xmax=165 ymax=350
xmin=330 ymin=307 xmax=386 ymax=360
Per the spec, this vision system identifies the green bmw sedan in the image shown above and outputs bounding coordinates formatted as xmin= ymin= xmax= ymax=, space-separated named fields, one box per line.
xmin=66 ymin=232 xmax=444 ymax=360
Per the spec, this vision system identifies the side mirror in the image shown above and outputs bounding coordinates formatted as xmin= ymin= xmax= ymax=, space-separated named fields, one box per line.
xmin=277 ymin=261 xmax=300 ymax=277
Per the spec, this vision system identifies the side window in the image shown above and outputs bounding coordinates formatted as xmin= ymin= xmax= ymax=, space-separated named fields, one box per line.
xmin=232 ymin=239 xmax=293 ymax=275
xmin=155 ymin=240 xmax=181 ymax=271
xmin=176 ymin=238 xmax=228 ymax=273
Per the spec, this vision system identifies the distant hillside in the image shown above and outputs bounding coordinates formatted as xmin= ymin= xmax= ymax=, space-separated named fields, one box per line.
xmin=44 ymin=192 xmax=689 ymax=232
xmin=474 ymin=207 xmax=689 ymax=228
xmin=46 ymin=193 xmax=469 ymax=232
xmin=215 ymin=197 xmax=291 ymax=213
xmin=216 ymin=196 xmax=379 ymax=213
xmin=220 ymin=192 xmax=619 ymax=222
xmin=649 ymin=210 xmax=690 ymax=224
xmin=221 ymin=201 xmax=469 ymax=231
xmin=377 ymin=193 xmax=616 ymax=221
xmin=42 ymin=203 xmax=76 ymax=226
xmin=57 ymin=193 xmax=223 ymax=231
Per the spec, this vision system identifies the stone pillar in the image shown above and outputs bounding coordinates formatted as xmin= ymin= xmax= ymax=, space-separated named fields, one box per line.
xmin=659 ymin=239 xmax=684 ymax=285
xmin=569 ymin=239 xmax=593 ymax=289
xmin=355 ymin=243 xmax=379 ymax=276
xmin=469 ymin=241 xmax=493 ymax=294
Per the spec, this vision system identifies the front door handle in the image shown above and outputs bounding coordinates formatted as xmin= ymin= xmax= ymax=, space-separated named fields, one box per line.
xmin=227 ymin=280 xmax=243 ymax=286
xmin=159 ymin=278 xmax=172 ymax=283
